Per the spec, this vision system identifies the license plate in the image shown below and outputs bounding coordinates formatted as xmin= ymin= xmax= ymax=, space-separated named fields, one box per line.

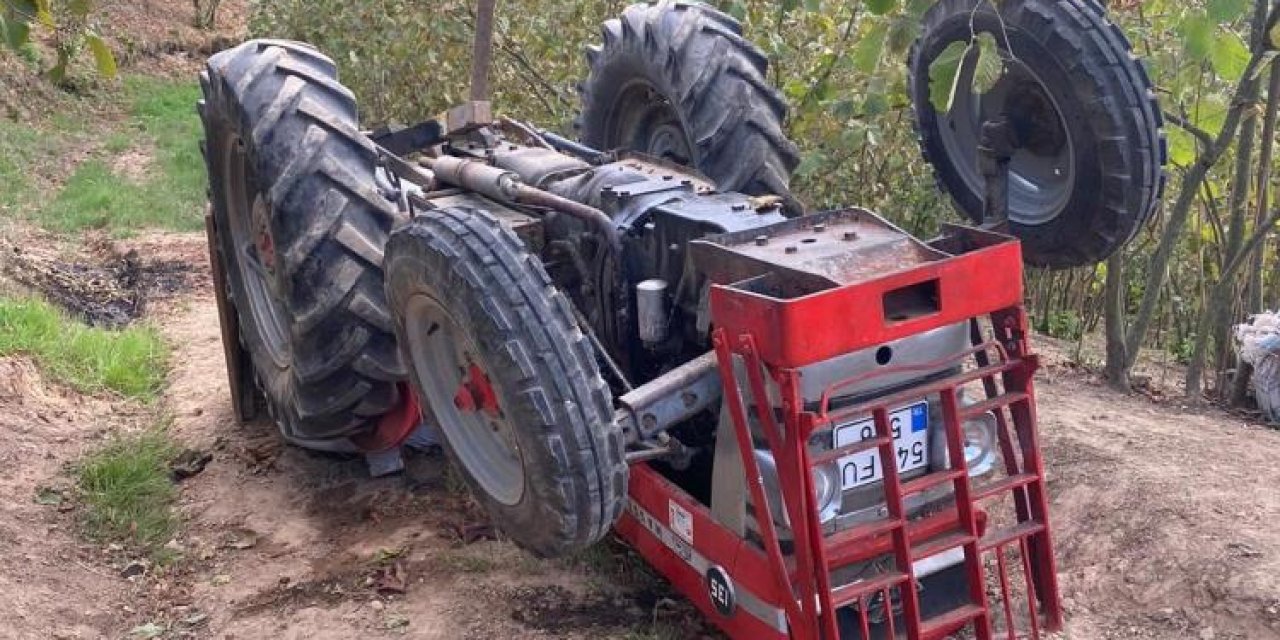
xmin=833 ymin=402 xmax=929 ymax=490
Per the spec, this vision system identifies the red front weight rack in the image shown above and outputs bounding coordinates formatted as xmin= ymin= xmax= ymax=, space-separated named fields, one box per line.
xmin=615 ymin=210 xmax=1063 ymax=639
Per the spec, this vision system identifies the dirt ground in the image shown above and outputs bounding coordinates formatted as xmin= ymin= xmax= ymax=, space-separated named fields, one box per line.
xmin=1036 ymin=359 xmax=1280 ymax=639
xmin=0 ymin=357 xmax=150 ymax=639
xmin=2 ymin=230 xmax=1278 ymax=640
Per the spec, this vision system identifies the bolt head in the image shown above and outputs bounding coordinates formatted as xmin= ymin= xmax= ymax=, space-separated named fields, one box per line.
xmin=785 ymin=245 xmax=798 ymax=254
xmin=754 ymin=235 xmax=769 ymax=246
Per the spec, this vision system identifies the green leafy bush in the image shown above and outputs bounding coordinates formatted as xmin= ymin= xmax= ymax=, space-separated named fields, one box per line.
xmin=1 ymin=0 xmax=117 ymax=82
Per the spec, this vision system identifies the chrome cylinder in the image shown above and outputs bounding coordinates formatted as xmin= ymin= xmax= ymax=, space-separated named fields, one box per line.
xmin=636 ymin=279 xmax=669 ymax=345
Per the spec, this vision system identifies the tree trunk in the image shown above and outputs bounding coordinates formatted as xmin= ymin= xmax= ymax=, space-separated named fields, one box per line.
xmin=1036 ymin=269 xmax=1053 ymax=334
xmin=1231 ymin=61 xmax=1280 ymax=405
xmin=1186 ymin=282 xmax=1238 ymax=400
xmin=192 ymin=0 xmax=221 ymax=28
xmin=1104 ymin=251 xmax=1130 ymax=391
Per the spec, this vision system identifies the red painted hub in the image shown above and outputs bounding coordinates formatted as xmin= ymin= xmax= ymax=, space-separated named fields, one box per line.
xmin=350 ymin=382 xmax=422 ymax=452
xmin=256 ymin=229 xmax=276 ymax=271
xmin=453 ymin=363 xmax=499 ymax=416
xmin=251 ymin=197 xmax=276 ymax=272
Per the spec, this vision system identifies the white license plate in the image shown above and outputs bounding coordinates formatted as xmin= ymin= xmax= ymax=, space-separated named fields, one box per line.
xmin=834 ymin=402 xmax=930 ymax=490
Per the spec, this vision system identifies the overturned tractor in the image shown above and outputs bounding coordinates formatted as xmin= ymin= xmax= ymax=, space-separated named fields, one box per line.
xmin=199 ymin=1 xmax=1163 ymax=637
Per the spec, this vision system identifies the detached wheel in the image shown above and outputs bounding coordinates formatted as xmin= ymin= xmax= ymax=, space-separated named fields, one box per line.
xmin=577 ymin=1 xmax=801 ymax=211
xmin=200 ymin=40 xmax=406 ymax=446
xmin=384 ymin=207 xmax=627 ymax=557
xmin=909 ymin=0 xmax=1165 ymax=267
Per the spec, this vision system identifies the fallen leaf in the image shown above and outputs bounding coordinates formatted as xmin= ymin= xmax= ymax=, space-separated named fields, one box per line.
xmin=33 ymin=486 xmax=64 ymax=506
xmin=119 ymin=560 xmax=148 ymax=579
xmin=373 ymin=561 xmax=409 ymax=595
xmin=170 ymin=448 xmax=213 ymax=481
xmin=180 ymin=612 xmax=209 ymax=627
xmin=129 ymin=622 xmax=165 ymax=638
xmin=450 ymin=522 xmax=496 ymax=545
xmin=372 ymin=547 xmax=405 ymax=565
xmin=210 ymin=574 xmax=231 ymax=586
xmin=223 ymin=527 xmax=258 ymax=550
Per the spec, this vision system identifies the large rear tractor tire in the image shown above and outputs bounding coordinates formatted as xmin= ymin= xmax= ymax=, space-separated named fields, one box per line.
xmin=577 ymin=0 xmax=801 ymax=212
xmin=908 ymin=0 xmax=1165 ymax=268
xmin=384 ymin=207 xmax=627 ymax=557
xmin=200 ymin=40 xmax=406 ymax=446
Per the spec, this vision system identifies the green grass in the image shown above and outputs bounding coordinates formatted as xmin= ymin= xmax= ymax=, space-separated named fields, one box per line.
xmin=0 ymin=119 xmax=61 ymax=215
xmin=0 ymin=297 xmax=169 ymax=400
xmin=76 ymin=429 xmax=178 ymax=550
xmin=33 ymin=75 xmax=206 ymax=233
xmin=0 ymin=88 xmax=99 ymax=220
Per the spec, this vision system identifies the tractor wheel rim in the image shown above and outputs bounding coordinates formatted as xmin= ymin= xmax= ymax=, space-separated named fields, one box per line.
xmin=404 ymin=293 xmax=524 ymax=506
xmin=608 ymin=80 xmax=694 ymax=166
xmin=938 ymin=55 xmax=1074 ymax=226
xmin=224 ymin=134 xmax=292 ymax=367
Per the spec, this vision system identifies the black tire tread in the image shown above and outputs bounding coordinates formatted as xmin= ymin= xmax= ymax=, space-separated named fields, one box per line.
xmin=201 ymin=39 xmax=405 ymax=442
xmin=386 ymin=207 xmax=627 ymax=557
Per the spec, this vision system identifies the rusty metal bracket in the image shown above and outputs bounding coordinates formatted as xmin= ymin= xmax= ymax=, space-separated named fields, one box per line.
xmin=978 ymin=116 xmax=1016 ymax=229
xmin=442 ymin=100 xmax=494 ymax=137
xmin=205 ymin=211 xmax=260 ymax=423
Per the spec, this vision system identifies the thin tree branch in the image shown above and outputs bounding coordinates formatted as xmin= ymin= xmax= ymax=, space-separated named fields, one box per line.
xmin=1222 ymin=208 xmax=1280 ymax=281
xmin=798 ymin=4 xmax=860 ymax=112
xmin=1162 ymin=110 xmax=1214 ymax=150
xmin=495 ymin=39 xmax=571 ymax=111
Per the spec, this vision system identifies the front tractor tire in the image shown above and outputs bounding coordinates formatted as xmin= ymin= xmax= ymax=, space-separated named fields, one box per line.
xmin=384 ymin=207 xmax=627 ymax=557
xmin=200 ymin=40 xmax=406 ymax=446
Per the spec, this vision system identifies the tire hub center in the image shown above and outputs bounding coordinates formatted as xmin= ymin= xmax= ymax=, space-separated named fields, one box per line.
xmin=1003 ymin=77 xmax=1067 ymax=158
xmin=251 ymin=196 xmax=277 ymax=274
xmin=453 ymin=362 xmax=500 ymax=416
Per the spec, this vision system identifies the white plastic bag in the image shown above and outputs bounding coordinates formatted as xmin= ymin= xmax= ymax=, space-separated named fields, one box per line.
xmin=1236 ymin=311 xmax=1280 ymax=422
